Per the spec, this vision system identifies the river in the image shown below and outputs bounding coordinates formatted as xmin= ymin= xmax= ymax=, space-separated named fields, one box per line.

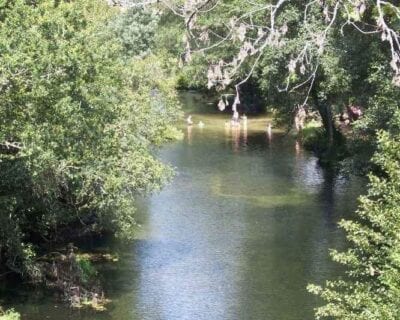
xmin=0 ymin=93 xmax=365 ymax=319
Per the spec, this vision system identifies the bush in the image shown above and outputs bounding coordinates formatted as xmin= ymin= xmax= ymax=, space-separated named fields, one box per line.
xmin=0 ymin=308 xmax=20 ymax=320
xmin=308 ymin=130 xmax=400 ymax=319
xmin=301 ymin=120 xmax=324 ymax=148
xmin=301 ymin=120 xmax=347 ymax=166
xmin=76 ymin=256 xmax=97 ymax=284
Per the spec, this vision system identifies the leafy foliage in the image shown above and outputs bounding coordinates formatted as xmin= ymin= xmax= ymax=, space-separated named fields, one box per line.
xmin=308 ymin=130 xmax=400 ymax=319
xmin=177 ymin=0 xmax=400 ymax=157
xmin=0 ymin=0 xmax=180 ymax=278
xmin=109 ymin=6 xmax=160 ymax=58
xmin=0 ymin=308 xmax=20 ymax=320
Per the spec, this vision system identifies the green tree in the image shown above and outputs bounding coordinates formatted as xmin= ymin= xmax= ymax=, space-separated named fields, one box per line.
xmin=0 ymin=0 xmax=180 ymax=278
xmin=109 ymin=6 xmax=160 ymax=58
xmin=176 ymin=0 xmax=400 ymax=151
xmin=308 ymin=129 xmax=400 ymax=319
xmin=348 ymin=57 xmax=400 ymax=172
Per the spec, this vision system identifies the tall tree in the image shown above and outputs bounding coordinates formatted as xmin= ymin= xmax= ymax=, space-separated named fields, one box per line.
xmin=163 ymin=0 xmax=400 ymax=147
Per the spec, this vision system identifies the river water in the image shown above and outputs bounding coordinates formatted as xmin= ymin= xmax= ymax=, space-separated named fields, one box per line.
xmin=1 ymin=93 xmax=365 ymax=319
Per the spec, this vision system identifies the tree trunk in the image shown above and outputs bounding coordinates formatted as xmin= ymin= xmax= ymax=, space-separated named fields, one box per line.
xmin=319 ymin=103 xmax=334 ymax=148
xmin=311 ymin=89 xmax=335 ymax=149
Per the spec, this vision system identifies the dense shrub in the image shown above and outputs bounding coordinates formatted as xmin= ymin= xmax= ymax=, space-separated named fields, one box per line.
xmin=309 ymin=130 xmax=400 ymax=319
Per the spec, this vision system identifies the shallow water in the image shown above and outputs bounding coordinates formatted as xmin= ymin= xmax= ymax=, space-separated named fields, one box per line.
xmin=0 ymin=93 xmax=365 ymax=319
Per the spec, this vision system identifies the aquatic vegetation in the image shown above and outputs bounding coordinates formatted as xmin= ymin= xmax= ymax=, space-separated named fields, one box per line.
xmin=211 ymin=176 xmax=308 ymax=208
xmin=79 ymin=294 xmax=111 ymax=312
xmin=32 ymin=247 xmax=120 ymax=311
xmin=76 ymin=256 xmax=97 ymax=284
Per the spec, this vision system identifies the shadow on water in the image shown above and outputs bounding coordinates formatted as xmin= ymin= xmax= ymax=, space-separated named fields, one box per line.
xmin=0 ymin=94 xmax=366 ymax=320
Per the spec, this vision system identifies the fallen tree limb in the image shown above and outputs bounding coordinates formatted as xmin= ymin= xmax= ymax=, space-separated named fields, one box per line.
xmin=0 ymin=141 xmax=22 ymax=154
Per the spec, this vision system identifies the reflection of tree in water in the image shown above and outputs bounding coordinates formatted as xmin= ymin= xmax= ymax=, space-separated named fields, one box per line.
xmin=117 ymin=126 xmax=364 ymax=320
xmin=187 ymin=125 xmax=192 ymax=145
xmin=232 ymin=126 xmax=240 ymax=153
xmin=318 ymin=168 xmax=341 ymax=227
xmin=266 ymin=125 xmax=272 ymax=146
xmin=295 ymin=140 xmax=301 ymax=157
xmin=242 ymin=124 xmax=248 ymax=149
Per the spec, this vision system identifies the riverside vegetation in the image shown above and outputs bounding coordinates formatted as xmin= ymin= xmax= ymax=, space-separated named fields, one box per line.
xmin=0 ymin=0 xmax=181 ymax=313
xmin=1 ymin=0 xmax=400 ymax=319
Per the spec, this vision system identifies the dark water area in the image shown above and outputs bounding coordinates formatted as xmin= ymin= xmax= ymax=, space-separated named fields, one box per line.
xmin=0 ymin=93 xmax=366 ymax=319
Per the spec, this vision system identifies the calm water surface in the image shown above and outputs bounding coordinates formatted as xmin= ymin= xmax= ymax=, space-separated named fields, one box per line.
xmin=1 ymin=95 xmax=365 ymax=319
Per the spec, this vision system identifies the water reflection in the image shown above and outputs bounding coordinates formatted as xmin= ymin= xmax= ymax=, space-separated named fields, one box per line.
xmin=2 ymin=111 xmax=365 ymax=320
xmin=232 ymin=126 xmax=240 ymax=153
xmin=295 ymin=140 xmax=301 ymax=157
xmin=266 ymin=126 xmax=272 ymax=145
xmin=242 ymin=123 xmax=248 ymax=148
xmin=123 ymin=124 xmax=364 ymax=320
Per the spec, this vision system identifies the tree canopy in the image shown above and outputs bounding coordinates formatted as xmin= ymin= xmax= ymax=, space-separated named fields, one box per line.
xmin=154 ymin=0 xmax=400 ymax=163
xmin=0 ymin=0 xmax=180 ymax=279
